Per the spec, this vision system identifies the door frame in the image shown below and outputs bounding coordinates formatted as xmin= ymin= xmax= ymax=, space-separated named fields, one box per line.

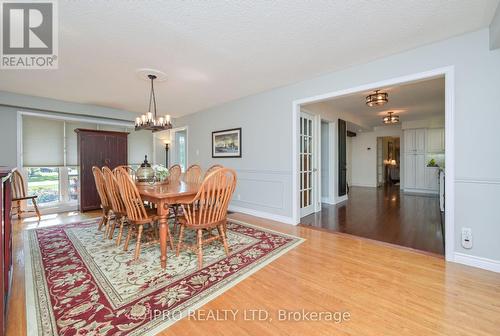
xmin=292 ymin=66 xmax=455 ymax=262
xmin=169 ymin=126 xmax=189 ymax=171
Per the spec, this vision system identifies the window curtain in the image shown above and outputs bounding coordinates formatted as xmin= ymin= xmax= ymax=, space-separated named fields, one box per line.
xmin=23 ymin=116 xmax=65 ymax=167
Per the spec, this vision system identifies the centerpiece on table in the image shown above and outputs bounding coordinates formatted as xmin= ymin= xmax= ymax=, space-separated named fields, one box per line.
xmin=152 ymin=164 xmax=169 ymax=184
xmin=136 ymin=156 xmax=169 ymax=185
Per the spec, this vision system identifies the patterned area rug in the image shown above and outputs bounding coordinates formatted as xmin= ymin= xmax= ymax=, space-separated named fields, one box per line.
xmin=24 ymin=218 xmax=303 ymax=335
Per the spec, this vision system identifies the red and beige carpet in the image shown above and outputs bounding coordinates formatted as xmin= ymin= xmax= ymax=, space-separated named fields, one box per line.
xmin=24 ymin=218 xmax=303 ymax=335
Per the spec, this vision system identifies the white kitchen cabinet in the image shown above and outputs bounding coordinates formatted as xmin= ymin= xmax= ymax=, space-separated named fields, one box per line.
xmin=424 ymin=167 xmax=440 ymax=191
xmin=405 ymin=154 xmax=416 ymax=188
xmin=403 ymin=128 xmax=440 ymax=194
xmin=404 ymin=130 xmax=416 ymax=153
xmin=415 ymin=154 xmax=426 ymax=188
xmin=427 ymin=128 xmax=445 ymax=153
xmin=404 ymin=129 xmax=426 ymax=153
xmin=415 ymin=129 xmax=426 ymax=153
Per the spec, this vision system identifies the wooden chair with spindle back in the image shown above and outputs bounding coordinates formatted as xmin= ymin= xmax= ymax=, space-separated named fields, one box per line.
xmin=102 ymin=167 xmax=128 ymax=245
xmin=204 ymin=164 xmax=223 ymax=178
xmin=114 ymin=165 xmax=136 ymax=180
xmin=115 ymin=167 xmax=174 ymax=260
xmin=176 ymin=168 xmax=237 ymax=269
xmin=92 ymin=166 xmax=112 ymax=232
xmin=184 ymin=164 xmax=203 ymax=184
xmin=168 ymin=164 xmax=182 ymax=183
xmin=11 ymin=170 xmax=41 ymax=220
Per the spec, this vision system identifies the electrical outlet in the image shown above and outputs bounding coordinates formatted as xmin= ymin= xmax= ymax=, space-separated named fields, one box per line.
xmin=461 ymin=228 xmax=473 ymax=249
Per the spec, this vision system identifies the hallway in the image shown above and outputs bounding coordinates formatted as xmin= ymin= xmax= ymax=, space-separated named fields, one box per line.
xmin=300 ymin=185 xmax=444 ymax=255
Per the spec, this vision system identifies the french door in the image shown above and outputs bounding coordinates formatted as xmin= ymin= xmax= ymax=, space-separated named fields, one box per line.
xmin=300 ymin=112 xmax=316 ymax=217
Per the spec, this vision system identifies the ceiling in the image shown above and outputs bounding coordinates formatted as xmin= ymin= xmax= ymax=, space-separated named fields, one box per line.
xmin=315 ymin=76 xmax=445 ymax=129
xmin=0 ymin=0 xmax=497 ymax=117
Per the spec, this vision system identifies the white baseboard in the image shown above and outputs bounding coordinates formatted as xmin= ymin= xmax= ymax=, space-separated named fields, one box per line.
xmin=228 ymin=205 xmax=296 ymax=225
xmin=321 ymin=197 xmax=335 ymax=205
xmin=350 ymin=182 xmax=377 ymax=188
xmin=453 ymin=252 xmax=500 ymax=273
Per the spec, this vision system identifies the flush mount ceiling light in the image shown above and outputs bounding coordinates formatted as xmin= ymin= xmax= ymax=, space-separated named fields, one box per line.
xmin=383 ymin=111 xmax=399 ymax=124
xmin=135 ymin=73 xmax=172 ymax=132
xmin=366 ymin=89 xmax=388 ymax=107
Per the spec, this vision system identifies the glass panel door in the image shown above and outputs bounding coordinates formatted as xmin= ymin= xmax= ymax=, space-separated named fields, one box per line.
xmin=300 ymin=112 xmax=315 ymax=217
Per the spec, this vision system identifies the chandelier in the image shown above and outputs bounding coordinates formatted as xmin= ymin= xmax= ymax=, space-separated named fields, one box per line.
xmin=383 ymin=111 xmax=399 ymax=124
xmin=366 ymin=90 xmax=388 ymax=107
xmin=135 ymin=74 xmax=172 ymax=132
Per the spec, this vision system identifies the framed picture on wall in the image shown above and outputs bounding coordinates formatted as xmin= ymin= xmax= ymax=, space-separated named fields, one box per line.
xmin=212 ymin=128 xmax=242 ymax=158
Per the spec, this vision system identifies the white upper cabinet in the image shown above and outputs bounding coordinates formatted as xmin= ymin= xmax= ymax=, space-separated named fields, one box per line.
xmin=427 ymin=128 xmax=445 ymax=153
xmin=404 ymin=128 xmax=426 ymax=153
xmin=415 ymin=129 xmax=426 ymax=153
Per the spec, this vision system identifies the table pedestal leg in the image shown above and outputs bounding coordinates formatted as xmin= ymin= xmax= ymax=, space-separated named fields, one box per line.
xmin=159 ymin=216 xmax=168 ymax=269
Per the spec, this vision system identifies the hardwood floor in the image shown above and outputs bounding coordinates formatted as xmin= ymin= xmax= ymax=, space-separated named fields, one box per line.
xmin=7 ymin=211 xmax=500 ymax=336
xmin=301 ymin=185 xmax=444 ymax=255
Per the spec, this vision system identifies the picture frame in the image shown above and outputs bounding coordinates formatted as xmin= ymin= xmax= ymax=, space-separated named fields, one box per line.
xmin=212 ymin=128 xmax=242 ymax=158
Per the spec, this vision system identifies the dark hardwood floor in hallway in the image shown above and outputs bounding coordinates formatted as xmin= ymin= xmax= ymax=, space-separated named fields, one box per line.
xmin=300 ymin=185 xmax=444 ymax=255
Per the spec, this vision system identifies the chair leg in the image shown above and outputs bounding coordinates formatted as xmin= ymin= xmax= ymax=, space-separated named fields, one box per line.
xmin=218 ymin=224 xmax=230 ymax=256
xmin=172 ymin=205 xmax=179 ymax=234
xmin=98 ymin=209 xmax=107 ymax=231
xmin=134 ymin=225 xmax=144 ymax=260
xmin=124 ymin=225 xmax=134 ymax=251
xmin=176 ymin=225 xmax=185 ymax=257
xmin=167 ymin=223 xmax=174 ymax=250
xmin=197 ymin=229 xmax=203 ymax=269
xmin=108 ymin=218 xmax=117 ymax=240
xmin=33 ymin=199 xmax=41 ymax=219
xmin=116 ymin=217 xmax=126 ymax=246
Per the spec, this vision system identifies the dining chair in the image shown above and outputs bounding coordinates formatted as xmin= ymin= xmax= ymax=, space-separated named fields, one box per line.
xmin=204 ymin=164 xmax=223 ymax=178
xmin=11 ymin=170 xmax=41 ymax=220
xmin=168 ymin=164 xmax=182 ymax=183
xmin=176 ymin=168 xmax=237 ymax=269
xmin=115 ymin=167 xmax=174 ymax=260
xmin=92 ymin=166 xmax=112 ymax=232
xmin=184 ymin=164 xmax=203 ymax=183
xmin=114 ymin=165 xmax=136 ymax=180
xmin=102 ymin=167 xmax=128 ymax=245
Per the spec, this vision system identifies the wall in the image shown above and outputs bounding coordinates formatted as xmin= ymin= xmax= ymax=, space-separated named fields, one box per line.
xmin=350 ymin=126 xmax=403 ymax=187
xmin=0 ymin=91 xmax=141 ymax=167
xmin=175 ymin=29 xmax=500 ymax=265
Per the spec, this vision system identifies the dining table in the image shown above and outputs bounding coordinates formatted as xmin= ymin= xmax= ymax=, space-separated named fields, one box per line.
xmin=136 ymin=180 xmax=202 ymax=269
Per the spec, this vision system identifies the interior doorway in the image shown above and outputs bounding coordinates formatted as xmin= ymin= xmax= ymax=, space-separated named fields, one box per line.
xmin=293 ymin=67 xmax=454 ymax=260
xmin=170 ymin=127 xmax=188 ymax=171
xmin=377 ymin=136 xmax=400 ymax=187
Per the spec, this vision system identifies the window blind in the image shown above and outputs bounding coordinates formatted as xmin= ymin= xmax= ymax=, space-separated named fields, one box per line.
xmin=127 ymin=128 xmax=153 ymax=165
xmin=23 ymin=116 xmax=65 ymax=167
xmin=65 ymin=121 xmax=97 ymax=166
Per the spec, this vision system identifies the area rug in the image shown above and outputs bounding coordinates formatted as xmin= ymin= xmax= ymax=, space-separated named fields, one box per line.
xmin=24 ymin=218 xmax=303 ymax=335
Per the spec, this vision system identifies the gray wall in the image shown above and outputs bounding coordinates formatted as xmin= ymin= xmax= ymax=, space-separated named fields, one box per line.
xmin=175 ymin=29 xmax=500 ymax=262
xmin=0 ymin=91 xmax=138 ymax=167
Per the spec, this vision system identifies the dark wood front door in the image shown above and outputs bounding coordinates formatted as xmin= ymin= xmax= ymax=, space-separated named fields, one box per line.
xmin=76 ymin=129 xmax=128 ymax=211
xmin=338 ymin=119 xmax=347 ymax=196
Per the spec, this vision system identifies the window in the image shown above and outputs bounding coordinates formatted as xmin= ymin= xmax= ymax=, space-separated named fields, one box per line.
xmin=68 ymin=167 xmax=79 ymax=201
xmin=26 ymin=168 xmax=60 ymax=205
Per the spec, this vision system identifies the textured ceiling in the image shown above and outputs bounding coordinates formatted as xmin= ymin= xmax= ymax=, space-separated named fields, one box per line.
xmin=309 ymin=77 xmax=445 ymax=129
xmin=0 ymin=0 xmax=498 ymax=117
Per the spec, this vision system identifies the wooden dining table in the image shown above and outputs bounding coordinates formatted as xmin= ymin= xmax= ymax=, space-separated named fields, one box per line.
xmin=136 ymin=180 xmax=201 ymax=269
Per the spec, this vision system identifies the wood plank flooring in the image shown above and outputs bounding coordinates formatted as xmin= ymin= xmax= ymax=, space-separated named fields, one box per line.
xmin=301 ymin=185 xmax=444 ymax=255
xmin=6 ymin=211 xmax=500 ymax=335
